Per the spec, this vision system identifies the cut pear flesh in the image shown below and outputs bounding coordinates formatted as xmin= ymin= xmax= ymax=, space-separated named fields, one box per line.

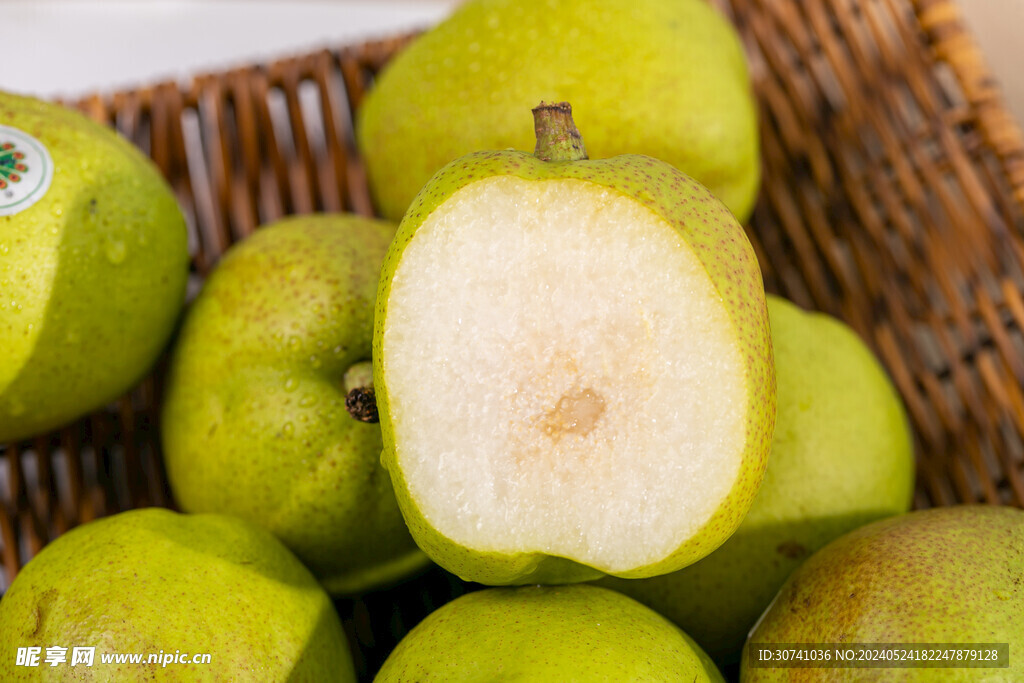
xmin=382 ymin=176 xmax=747 ymax=573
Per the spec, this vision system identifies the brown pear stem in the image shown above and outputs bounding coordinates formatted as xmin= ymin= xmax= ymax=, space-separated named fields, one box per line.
xmin=343 ymin=360 xmax=379 ymax=423
xmin=345 ymin=387 xmax=379 ymax=423
xmin=532 ymin=102 xmax=588 ymax=162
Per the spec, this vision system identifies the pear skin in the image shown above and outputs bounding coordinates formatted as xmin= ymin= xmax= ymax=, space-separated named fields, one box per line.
xmin=0 ymin=508 xmax=355 ymax=681
xmin=162 ymin=214 xmax=427 ymax=595
xmin=377 ymin=584 xmax=725 ymax=682
xmin=358 ymin=0 xmax=759 ymax=223
xmin=741 ymin=506 xmax=1024 ymax=682
xmin=0 ymin=92 xmax=188 ymax=442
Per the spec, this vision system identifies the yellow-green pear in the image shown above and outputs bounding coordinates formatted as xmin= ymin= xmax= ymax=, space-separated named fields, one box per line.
xmin=602 ymin=295 xmax=914 ymax=663
xmin=741 ymin=506 xmax=1024 ymax=682
xmin=373 ymin=103 xmax=775 ymax=585
xmin=0 ymin=92 xmax=188 ymax=442
xmin=162 ymin=213 xmax=427 ymax=595
xmin=357 ymin=0 xmax=759 ymax=223
xmin=376 ymin=584 xmax=724 ymax=682
xmin=0 ymin=508 xmax=355 ymax=681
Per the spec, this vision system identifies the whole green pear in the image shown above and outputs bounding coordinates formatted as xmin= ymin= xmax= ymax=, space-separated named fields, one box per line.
xmin=376 ymin=584 xmax=724 ymax=682
xmin=0 ymin=92 xmax=188 ymax=442
xmin=373 ymin=103 xmax=774 ymax=585
xmin=602 ymin=294 xmax=914 ymax=663
xmin=0 ymin=508 xmax=355 ymax=681
xmin=162 ymin=213 xmax=427 ymax=595
xmin=741 ymin=505 xmax=1024 ymax=682
xmin=357 ymin=0 xmax=759 ymax=224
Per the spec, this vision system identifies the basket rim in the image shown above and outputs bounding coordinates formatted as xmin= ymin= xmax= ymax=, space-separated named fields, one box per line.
xmin=58 ymin=2 xmax=1024 ymax=213
xmin=65 ymin=32 xmax=421 ymax=115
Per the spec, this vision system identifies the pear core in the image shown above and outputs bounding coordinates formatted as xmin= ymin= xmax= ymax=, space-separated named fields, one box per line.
xmin=382 ymin=176 xmax=747 ymax=573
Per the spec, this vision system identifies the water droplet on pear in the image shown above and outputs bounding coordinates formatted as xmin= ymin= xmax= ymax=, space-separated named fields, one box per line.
xmin=105 ymin=240 xmax=127 ymax=264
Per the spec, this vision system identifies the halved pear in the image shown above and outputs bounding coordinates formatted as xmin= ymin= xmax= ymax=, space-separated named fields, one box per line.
xmin=374 ymin=103 xmax=775 ymax=585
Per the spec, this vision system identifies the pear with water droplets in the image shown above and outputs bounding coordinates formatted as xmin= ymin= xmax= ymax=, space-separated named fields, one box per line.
xmin=0 ymin=91 xmax=188 ymax=442
xmin=162 ymin=214 xmax=427 ymax=595
xmin=373 ymin=103 xmax=775 ymax=585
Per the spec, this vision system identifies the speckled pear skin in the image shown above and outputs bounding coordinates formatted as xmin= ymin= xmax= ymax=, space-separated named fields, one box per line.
xmin=602 ymin=295 xmax=915 ymax=664
xmin=0 ymin=508 xmax=355 ymax=682
xmin=740 ymin=506 xmax=1024 ymax=682
xmin=357 ymin=0 xmax=760 ymax=224
xmin=375 ymin=584 xmax=725 ymax=682
xmin=0 ymin=91 xmax=188 ymax=443
xmin=162 ymin=214 xmax=428 ymax=596
xmin=374 ymin=148 xmax=775 ymax=585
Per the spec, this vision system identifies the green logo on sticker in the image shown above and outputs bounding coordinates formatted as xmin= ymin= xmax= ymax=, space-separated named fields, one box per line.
xmin=0 ymin=141 xmax=29 ymax=190
xmin=0 ymin=125 xmax=55 ymax=217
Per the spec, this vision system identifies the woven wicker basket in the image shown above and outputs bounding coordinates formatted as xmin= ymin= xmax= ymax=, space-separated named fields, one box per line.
xmin=4 ymin=0 xmax=1024 ymax=678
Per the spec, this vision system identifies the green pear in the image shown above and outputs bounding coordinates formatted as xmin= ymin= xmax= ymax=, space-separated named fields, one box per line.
xmin=373 ymin=103 xmax=775 ymax=585
xmin=740 ymin=506 xmax=1024 ymax=682
xmin=161 ymin=213 xmax=427 ymax=595
xmin=357 ymin=0 xmax=759 ymax=224
xmin=0 ymin=508 xmax=354 ymax=681
xmin=376 ymin=584 xmax=724 ymax=681
xmin=0 ymin=91 xmax=188 ymax=442
xmin=602 ymin=294 xmax=915 ymax=663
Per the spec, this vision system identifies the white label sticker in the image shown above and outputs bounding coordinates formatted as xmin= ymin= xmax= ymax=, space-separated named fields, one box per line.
xmin=0 ymin=125 xmax=55 ymax=217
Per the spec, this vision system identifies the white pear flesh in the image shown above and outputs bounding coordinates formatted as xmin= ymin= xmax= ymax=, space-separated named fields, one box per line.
xmin=381 ymin=176 xmax=748 ymax=573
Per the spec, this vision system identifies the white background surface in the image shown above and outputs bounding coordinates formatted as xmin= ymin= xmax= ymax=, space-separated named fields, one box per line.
xmin=957 ymin=1 xmax=1024 ymax=127
xmin=3 ymin=0 xmax=1022 ymax=125
xmin=3 ymin=1 xmax=460 ymax=98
